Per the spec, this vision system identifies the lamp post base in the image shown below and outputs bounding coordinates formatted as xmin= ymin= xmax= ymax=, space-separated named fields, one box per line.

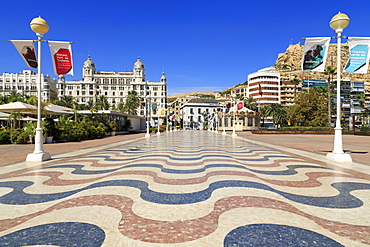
xmin=26 ymin=152 xmax=51 ymax=162
xmin=156 ymin=131 xmax=161 ymax=135
xmin=145 ymin=133 xmax=151 ymax=138
xmin=222 ymin=131 xmax=226 ymax=135
xmin=231 ymin=132 xmax=237 ymax=138
xmin=326 ymin=152 xmax=352 ymax=163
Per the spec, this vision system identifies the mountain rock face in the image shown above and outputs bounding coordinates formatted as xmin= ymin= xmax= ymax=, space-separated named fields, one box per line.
xmin=274 ymin=43 xmax=370 ymax=81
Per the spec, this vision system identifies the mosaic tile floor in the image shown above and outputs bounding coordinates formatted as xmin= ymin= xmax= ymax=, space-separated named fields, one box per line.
xmin=0 ymin=131 xmax=369 ymax=246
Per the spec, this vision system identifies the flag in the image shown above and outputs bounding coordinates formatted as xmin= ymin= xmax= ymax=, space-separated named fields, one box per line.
xmin=258 ymin=83 xmax=263 ymax=96
xmin=152 ymin=103 xmax=157 ymax=111
xmin=344 ymin=37 xmax=370 ymax=74
xmin=48 ymin=41 xmax=74 ymax=75
xmin=302 ymin=37 xmax=330 ymax=72
xmin=10 ymin=40 xmax=37 ymax=68
xmin=237 ymin=101 xmax=244 ymax=111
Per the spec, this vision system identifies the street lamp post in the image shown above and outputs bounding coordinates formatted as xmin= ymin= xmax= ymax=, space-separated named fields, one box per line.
xmin=326 ymin=12 xmax=352 ymax=162
xmin=232 ymin=94 xmax=237 ymax=137
xmin=26 ymin=16 xmax=51 ymax=162
xmin=145 ymin=93 xmax=151 ymax=138
xmin=222 ymin=103 xmax=226 ymax=135
xmin=156 ymin=107 xmax=161 ymax=135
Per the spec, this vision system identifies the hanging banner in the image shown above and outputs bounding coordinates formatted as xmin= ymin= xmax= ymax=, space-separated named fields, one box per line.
xmin=302 ymin=37 xmax=330 ymax=72
xmin=152 ymin=103 xmax=157 ymax=111
xmin=10 ymin=40 xmax=37 ymax=68
xmin=237 ymin=101 xmax=244 ymax=111
xmin=344 ymin=37 xmax=370 ymax=74
xmin=48 ymin=41 xmax=74 ymax=75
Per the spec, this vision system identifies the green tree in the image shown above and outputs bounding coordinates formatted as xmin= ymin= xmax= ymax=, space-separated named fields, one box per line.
xmin=356 ymin=93 xmax=366 ymax=109
xmin=289 ymin=77 xmax=301 ymax=98
xmin=323 ymin=66 xmax=336 ymax=126
xmin=288 ymin=88 xmax=328 ymax=127
xmin=123 ymin=91 xmax=140 ymax=115
xmin=59 ymin=95 xmax=75 ymax=108
xmin=27 ymin=96 xmax=38 ymax=106
xmin=8 ymin=112 xmax=23 ymax=129
xmin=264 ymin=103 xmax=288 ymax=128
xmin=9 ymin=92 xmax=25 ymax=102
xmin=95 ymin=95 xmax=110 ymax=110
xmin=244 ymin=97 xmax=257 ymax=111
xmin=117 ymin=102 xmax=125 ymax=112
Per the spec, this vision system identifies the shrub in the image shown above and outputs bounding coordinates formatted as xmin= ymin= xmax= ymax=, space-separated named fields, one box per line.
xmin=282 ymin=126 xmax=334 ymax=131
xmin=0 ymin=128 xmax=11 ymax=144
xmin=359 ymin=126 xmax=370 ymax=132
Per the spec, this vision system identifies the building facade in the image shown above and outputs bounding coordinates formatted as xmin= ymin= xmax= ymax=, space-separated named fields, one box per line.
xmin=280 ymin=80 xmax=302 ymax=107
xmin=0 ymin=70 xmax=57 ymax=102
xmin=58 ymin=56 xmax=167 ymax=123
xmin=247 ymin=67 xmax=280 ymax=105
xmin=180 ymin=98 xmax=223 ymax=129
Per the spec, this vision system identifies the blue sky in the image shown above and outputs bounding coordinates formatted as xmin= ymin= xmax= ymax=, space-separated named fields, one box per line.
xmin=1 ymin=0 xmax=370 ymax=95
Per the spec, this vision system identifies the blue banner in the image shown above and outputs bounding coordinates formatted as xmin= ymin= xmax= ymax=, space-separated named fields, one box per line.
xmin=344 ymin=37 xmax=370 ymax=74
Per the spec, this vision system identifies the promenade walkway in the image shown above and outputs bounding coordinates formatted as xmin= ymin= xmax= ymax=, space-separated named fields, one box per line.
xmin=0 ymin=131 xmax=369 ymax=246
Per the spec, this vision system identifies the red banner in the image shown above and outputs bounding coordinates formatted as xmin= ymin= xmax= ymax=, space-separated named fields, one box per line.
xmin=10 ymin=40 xmax=37 ymax=68
xmin=237 ymin=101 xmax=244 ymax=111
xmin=48 ymin=41 xmax=74 ymax=75
xmin=54 ymin=48 xmax=73 ymax=75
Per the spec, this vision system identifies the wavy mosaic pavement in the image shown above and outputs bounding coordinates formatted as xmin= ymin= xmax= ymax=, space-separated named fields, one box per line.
xmin=1 ymin=131 xmax=369 ymax=246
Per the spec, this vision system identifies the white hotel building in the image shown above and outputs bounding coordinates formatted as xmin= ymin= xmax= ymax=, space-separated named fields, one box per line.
xmin=247 ymin=67 xmax=280 ymax=105
xmin=0 ymin=70 xmax=58 ymax=102
xmin=58 ymin=56 xmax=167 ymax=124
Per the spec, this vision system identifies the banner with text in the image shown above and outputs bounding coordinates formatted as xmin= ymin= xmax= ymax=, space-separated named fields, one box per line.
xmin=48 ymin=41 xmax=74 ymax=75
xmin=302 ymin=37 xmax=330 ymax=72
xmin=344 ymin=37 xmax=370 ymax=73
xmin=10 ymin=40 xmax=37 ymax=68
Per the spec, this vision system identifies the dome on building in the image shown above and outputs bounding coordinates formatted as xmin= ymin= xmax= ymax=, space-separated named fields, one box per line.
xmin=84 ymin=56 xmax=95 ymax=68
xmin=134 ymin=57 xmax=144 ymax=68
xmin=160 ymin=70 xmax=166 ymax=82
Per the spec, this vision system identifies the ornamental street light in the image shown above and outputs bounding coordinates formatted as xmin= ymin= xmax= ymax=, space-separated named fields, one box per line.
xmin=156 ymin=106 xmax=161 ymax=135
xmin=145 ymin=93 xmax=151 ymax=138
xmin=326 ymin=12 xmax=352 ymax=162
xmin=26 ymin=16 xmax=51 ymax=162
xmin=232 ymin=94 xmax=237 ymax=137
xmin=222 ymin=103 xmax=226 ymax=135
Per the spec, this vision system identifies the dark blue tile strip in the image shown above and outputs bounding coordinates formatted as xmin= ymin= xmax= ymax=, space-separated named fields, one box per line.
xmin=0 ymin=179 xmax=369 ymax=208
xmin=0 ymin=222 xmax=105 ymax=247
xmin=223 ymin=224 xmax=344 ymax=247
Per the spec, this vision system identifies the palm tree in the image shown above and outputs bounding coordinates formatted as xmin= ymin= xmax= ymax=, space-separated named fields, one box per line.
xmin=8 ymin=112 xmax=23 ymax=129
xmin=290 ymin=77 xmax=301 ymax=98
xmin=244 ymin=97 xmax=257 ymax=111
xmin=264 ymin=103 xmax=287 ymax=128
xmin=8 ymin=91 xmax=25 ymax=103
xmin=59 ymin=95 xmax=75 ymax=108
xmin=27 ymin=96 xmax=38 ymax=106
xmin=95 ymin=95 xmax=110 ymax=110
xmin=123 ymin=90 xmax=140 ymax=115
xmin=324 ymin=66 xmax=336 ymax=127
xmin=117 ymin=102 xmax=125 ymax=112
